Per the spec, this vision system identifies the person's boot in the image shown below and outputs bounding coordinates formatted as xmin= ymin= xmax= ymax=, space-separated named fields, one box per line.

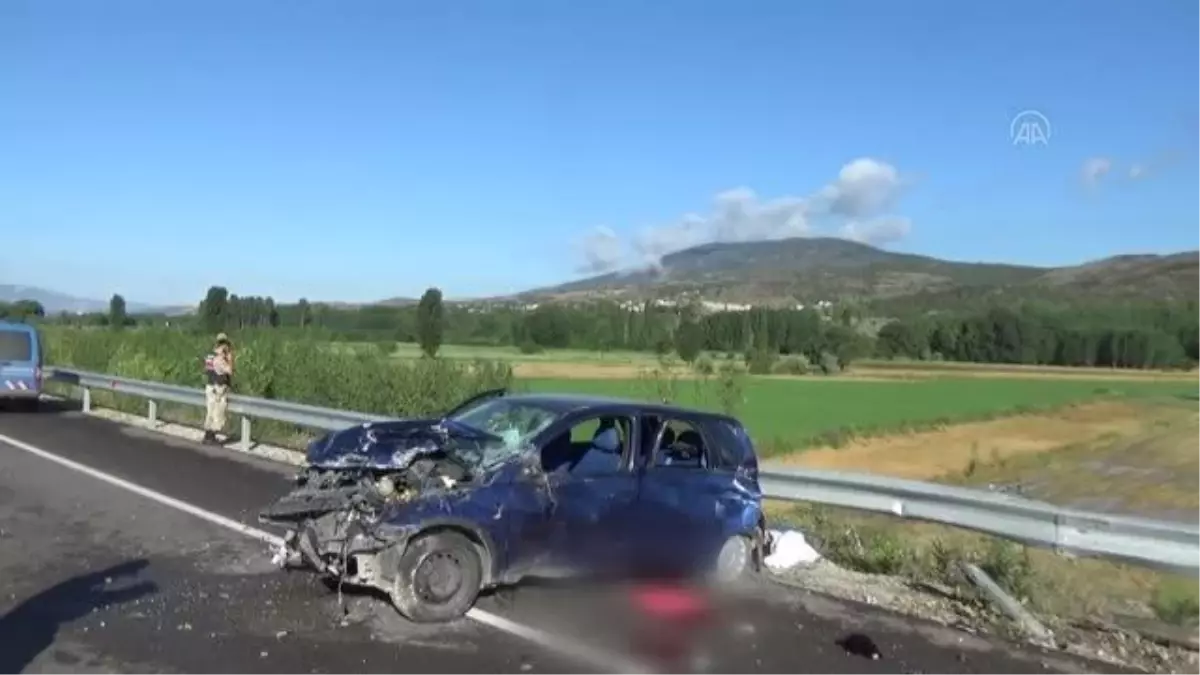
xmin=202 ymin=430 xmax=218 ymax=445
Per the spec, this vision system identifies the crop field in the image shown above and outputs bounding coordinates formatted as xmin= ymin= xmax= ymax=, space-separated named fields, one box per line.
xmin=350 ymin=342 xmax=1197 ymax=450
xmin=518 ymin=375 xmax=1193 ymax=451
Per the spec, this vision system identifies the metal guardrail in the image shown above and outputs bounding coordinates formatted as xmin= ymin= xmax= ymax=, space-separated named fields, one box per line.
xmin=44 ymin=366 xmax=1200 ymax=577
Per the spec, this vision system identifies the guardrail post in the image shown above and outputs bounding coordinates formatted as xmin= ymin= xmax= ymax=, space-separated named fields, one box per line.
xmin=148 ymin=400 xmax=158 ymax=425
xmin=240 ymin=416 xmax=252 ymax=452
xmin=81 ymin=386 xmax=91 ymax=413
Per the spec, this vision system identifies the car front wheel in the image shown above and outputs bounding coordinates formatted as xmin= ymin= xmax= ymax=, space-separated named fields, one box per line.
xmin=390 ymin=530 xmax=483 ymax=623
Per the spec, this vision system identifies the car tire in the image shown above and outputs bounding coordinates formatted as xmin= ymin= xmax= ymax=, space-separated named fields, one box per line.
xmin=710 ymin=534 xmax=754 ymax=586
xmin=390 ymin=530 xmax=483 ymax=623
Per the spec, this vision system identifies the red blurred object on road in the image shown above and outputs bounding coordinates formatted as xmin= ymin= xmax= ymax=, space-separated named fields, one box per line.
xmin=628 ymin=583 xmax=715 ymax=673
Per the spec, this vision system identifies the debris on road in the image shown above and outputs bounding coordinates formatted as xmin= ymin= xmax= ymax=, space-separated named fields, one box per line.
xmin=763 ymin=529 xmax=821 ymax=570
xmin=836 ymin=632 xmax=882 ymax=660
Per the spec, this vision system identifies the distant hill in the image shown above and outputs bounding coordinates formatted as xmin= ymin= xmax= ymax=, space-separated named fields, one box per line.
xmin=375 ymin=296 xmax=419 ymax=307
xmin=515 ymin=237 xmax=1199 ymax=306
xmin=0 ymin=284 xmax=187 ymax=315
xmin=9 ymin=239 xmax=1195 ymax=317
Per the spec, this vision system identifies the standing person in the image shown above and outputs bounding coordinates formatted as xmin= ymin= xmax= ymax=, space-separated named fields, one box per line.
xmin=202 ymin=333 xmax=235 ymax=445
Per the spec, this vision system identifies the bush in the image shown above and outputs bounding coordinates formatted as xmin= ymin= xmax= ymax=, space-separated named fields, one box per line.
xmin=517 ymin=340 xmax=545 ymax=355
xmin=772 ymin=355 xmax=810 ymax=375
xmin=43 ymin=326 xmax=513 ymax=421
xmin=1152 ymin=576 xmax=1200 ymax=626
xmin=692 ymin=354 xmax=715 ymax=376
xmin=745 ymin=348 xmax=777 ymax=375
xmin=817 ymin=350 xmax=842 ymax=375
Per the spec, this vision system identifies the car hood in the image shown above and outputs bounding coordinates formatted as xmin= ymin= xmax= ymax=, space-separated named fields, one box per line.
xmin=306 ymin=417 xmax=495 ymax=470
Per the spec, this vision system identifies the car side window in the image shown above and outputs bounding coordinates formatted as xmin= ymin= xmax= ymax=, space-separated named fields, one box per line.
xmin=649 ymin=418 xmax=708 ymax=470
xmin=540 ymin=414 xmax=633 ymax=477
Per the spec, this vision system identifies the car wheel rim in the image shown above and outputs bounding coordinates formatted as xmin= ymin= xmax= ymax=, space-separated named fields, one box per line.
xmin=715 ymin=536 xmax=748 ymax=582
xmin=414 ymin=550 xmax=465 ymax=604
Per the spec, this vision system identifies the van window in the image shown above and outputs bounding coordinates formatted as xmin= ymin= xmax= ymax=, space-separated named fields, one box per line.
xmin=0 ymin=330 xmax=33 ymax=361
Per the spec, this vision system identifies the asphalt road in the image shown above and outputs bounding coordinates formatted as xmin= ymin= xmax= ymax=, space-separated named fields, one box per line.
xmin=0 ymin=401 xmax=1129 ymax=674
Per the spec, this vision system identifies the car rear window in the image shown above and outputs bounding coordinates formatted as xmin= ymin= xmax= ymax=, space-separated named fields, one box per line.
xmin=701 ymin=418 xmax=756 ymax=471
xmin=0 ymin=330 xmax=33 ymax=361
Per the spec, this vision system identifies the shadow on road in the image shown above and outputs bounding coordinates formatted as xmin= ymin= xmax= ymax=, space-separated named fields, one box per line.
xmin=0 ymin=397 xmax=80 ymax=414
xmin=0 ymin=559 xmax=158 ymax=673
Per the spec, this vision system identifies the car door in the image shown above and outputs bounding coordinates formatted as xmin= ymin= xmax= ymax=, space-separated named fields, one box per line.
xmin=634 ymin=416 xmax=758 ymax=576
xmin=535 ymin=412 xmax=641 ymax=578
xmin=0 ymin=326 xmax=38 ymax=396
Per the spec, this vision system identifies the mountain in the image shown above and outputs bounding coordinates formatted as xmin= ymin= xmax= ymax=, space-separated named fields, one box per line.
xmin=375 ymin=296 xmax=419 ymax=307
xmin=0 ymin=284 xmax=187 ymax=315
xmin=516 ymin=238 xmax=1199 ymax=306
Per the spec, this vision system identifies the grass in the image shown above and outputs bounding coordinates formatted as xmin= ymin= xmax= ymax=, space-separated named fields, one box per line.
xmin=517 ymin=375 xmax=1195 ymax=452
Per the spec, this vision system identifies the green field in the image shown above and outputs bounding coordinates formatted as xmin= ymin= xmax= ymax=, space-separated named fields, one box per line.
xmin=517 ymin=376 xmax=1195 ymax=452
xmin=350 ymin=341 xmax=736 ymax=365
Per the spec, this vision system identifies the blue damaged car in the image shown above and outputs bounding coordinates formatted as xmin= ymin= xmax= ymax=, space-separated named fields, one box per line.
xmin=259 ymin=390 xmax=766 ymax=623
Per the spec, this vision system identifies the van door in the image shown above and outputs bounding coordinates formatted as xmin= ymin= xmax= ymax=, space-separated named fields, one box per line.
xmin=0 ymin=327 xmax=40 ymax=395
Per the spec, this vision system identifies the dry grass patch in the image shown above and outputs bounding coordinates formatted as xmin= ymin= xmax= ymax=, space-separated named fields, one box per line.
xmin=776 ymin=401 xmax=1149 ymax=480
xmin=851 ymin=361 xmax=1197 ymax=383
xmin=514 ymin=361 xmax=668 ymax=380
xmin=945 ymin=402 xmax=1199 ymax=523
xmin=761 ymin=398 xmax=1199 ymax=628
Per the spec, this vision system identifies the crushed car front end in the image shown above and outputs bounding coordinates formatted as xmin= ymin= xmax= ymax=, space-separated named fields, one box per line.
xmin=259 ymin=419 xmax=504 ymax=598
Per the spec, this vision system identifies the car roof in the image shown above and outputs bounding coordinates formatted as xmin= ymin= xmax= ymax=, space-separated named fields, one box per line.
xmin=498 ymin=391 xmax=741 ymax=424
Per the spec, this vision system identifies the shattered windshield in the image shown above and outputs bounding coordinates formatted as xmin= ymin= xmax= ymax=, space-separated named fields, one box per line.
xmin=447 ymin=399 xmax=562 ymax=467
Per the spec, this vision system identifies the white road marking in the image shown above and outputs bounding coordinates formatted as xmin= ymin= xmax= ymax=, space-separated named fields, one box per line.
xmin=0 ymin=431 xmax=282 ymax=545
xmin=0 ymin=430 xmax=649 ymax=674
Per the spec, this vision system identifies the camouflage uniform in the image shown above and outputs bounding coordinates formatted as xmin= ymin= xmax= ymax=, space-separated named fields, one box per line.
xmin=203 ymin=333 xmax=234 ymax=444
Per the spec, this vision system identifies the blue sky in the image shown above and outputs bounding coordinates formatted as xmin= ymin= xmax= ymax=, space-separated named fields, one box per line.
xmin=2 ymin=0 xmax=1196 ymax=305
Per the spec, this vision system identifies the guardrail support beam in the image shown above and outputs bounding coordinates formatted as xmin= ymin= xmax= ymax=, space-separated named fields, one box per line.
xmin=148 ymin=400 xmax=158 ymax=425
xmin=81 ymin=387 xmax=91 ymax=413
xmin=240 ymin=417 xmax=252 ymax=452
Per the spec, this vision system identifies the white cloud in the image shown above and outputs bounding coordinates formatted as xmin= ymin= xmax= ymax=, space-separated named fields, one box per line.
xmin=631 ymin=187 xmax=811 ymax=265
xmin=815 ymin=158 xmax=905 ymax=218
xmin=839 ymin=216 xmax=912 ymax=246
xmin=575 ymin=226 xmax=625 ymax=274
xmin=577 ymin=157 xmax=912 ymax=274
xmin=1128 ymin=162 xmax=1147 ymax=180
xmin=1080 ymin=157 xmax=1113 ymax=187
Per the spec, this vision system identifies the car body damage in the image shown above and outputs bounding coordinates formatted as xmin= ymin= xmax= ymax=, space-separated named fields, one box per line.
xmin=258 ymin=391 xmax=768 ymax=623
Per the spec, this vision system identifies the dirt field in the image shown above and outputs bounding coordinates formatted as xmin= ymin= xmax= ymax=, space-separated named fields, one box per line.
xmin=513 ymin=361 xmax=653 ymax=379
xmin=780 ymin=401 xmax=1149 ymax=479
xmin=847 ymin=364 xmax=1197 ymax=383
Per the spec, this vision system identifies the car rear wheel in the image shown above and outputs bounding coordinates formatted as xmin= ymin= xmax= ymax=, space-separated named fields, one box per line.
xmin=390 ymin=530 xmax=483 ymax=623
xmin=711 ymin=534 xmax=754 ymax=586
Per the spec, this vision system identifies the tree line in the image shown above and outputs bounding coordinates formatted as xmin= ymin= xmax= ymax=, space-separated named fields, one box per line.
xmin=24 ymin=284 xmax=1200 ymax=370
xmin=0 ymin=300 xmax=46 ymax=321
xmin=875 ymin=304 xmax=1199 ymax=369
